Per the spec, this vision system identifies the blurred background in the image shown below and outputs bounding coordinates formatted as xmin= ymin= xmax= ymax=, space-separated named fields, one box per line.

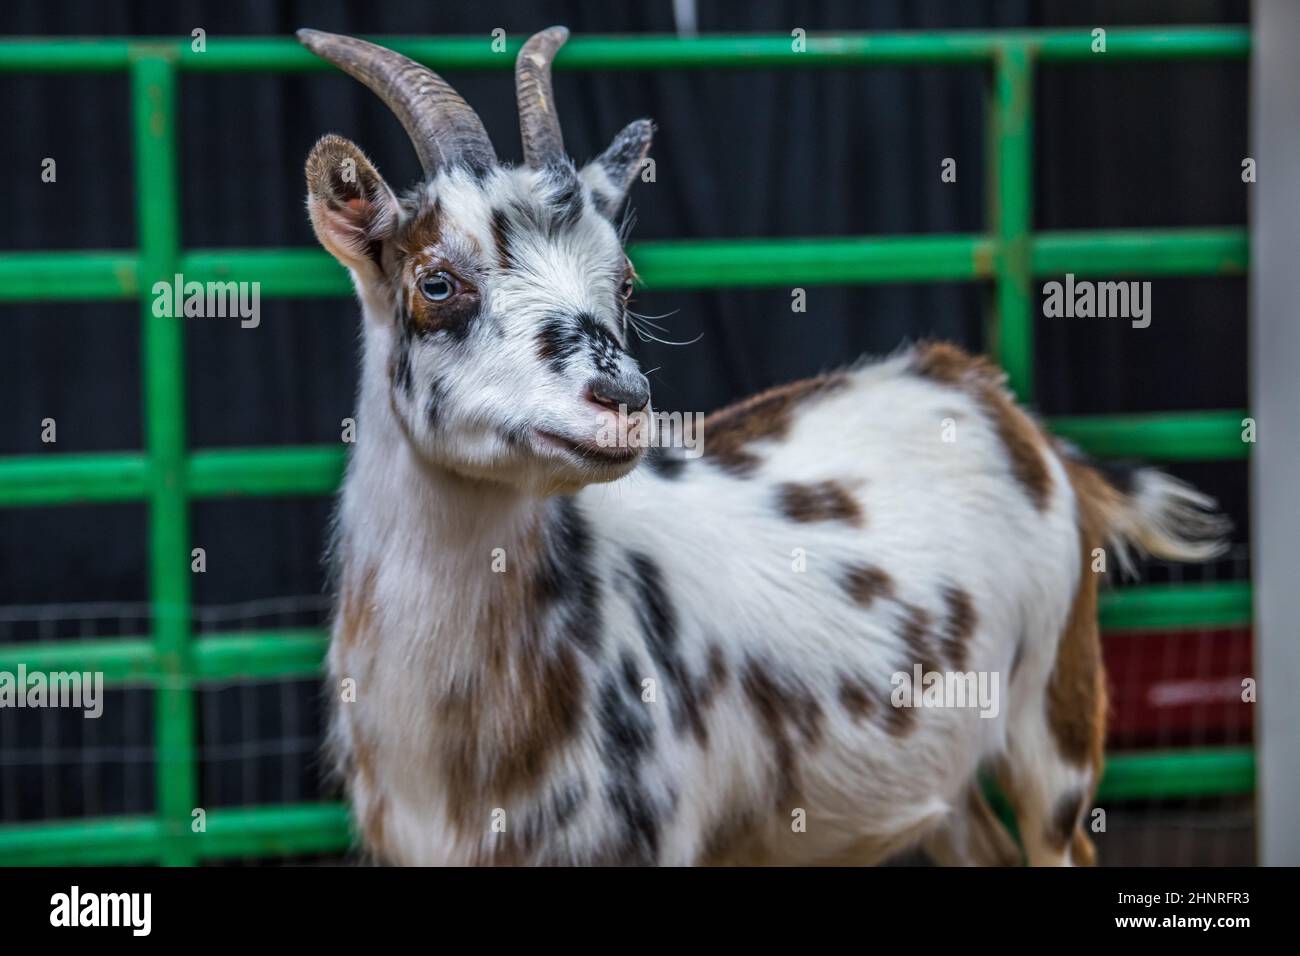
xmin=0 ymin=0 xmax=1257 ymax=865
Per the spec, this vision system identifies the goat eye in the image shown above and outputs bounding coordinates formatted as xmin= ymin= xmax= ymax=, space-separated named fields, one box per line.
xmin=420 ymin=273 xmax=456 ymax=303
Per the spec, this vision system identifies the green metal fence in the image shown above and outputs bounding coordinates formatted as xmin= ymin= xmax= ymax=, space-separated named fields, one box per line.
xmin=0 ymin=27 xmax=1253 ymax=865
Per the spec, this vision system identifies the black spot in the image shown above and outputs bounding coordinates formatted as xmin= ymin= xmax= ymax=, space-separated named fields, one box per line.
xmin=546 ymin=168 xmax=585 ymax=230
xmin=595 ymin=657 xmax=660 ymax=865
xmin=458 ymin=156 xmax=494 ymax=182
xmin=391 ymin=321 xmax=414 ymax=398
xmin=551 ymin=779 xmax=587 ymax=828
xmin=490 ymin=207 xmax=515 ymax=271
xmin=427 ymin=295 xmax=480 ymax=342
xmin=623 ymin=551 xmax=707 ymax=744
xmin=536 ymin=311 xmax=625 ymax=375
xmin=645 ymin=445 xmax=687 ymax=479
xmin=536 ymin=316 xmax=579 ymax=374
xmin=502 ymin=423 xmax=533 ymax=448
xmin=520 ymin=777 xmax=589 ymax=858
xmin=576 ymin=312 xmax=624 ymax=375
xmin=426 ymin=381 xmax=442 ymax=429
xmin=534 ymin=497 xmax=602 ymax=653
xmin=741 ymin=658 xmax=825 ymax=802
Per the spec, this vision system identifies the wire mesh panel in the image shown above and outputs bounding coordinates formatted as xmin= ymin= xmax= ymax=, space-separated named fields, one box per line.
xmin=0 ymin=27 xmax=1253 ymax=865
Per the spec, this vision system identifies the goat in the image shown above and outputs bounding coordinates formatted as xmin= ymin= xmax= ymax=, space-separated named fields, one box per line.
xmin=299 ymin=26 xmax=1228 ymax=866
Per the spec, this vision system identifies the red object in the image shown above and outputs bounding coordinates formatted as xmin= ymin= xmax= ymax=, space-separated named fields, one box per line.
xmin=1103 ymin=628 xmax=1254 ymax=749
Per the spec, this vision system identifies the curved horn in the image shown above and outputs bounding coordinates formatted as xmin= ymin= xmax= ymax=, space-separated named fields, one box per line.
xmin=297 ymin=28 xmax=496 ymax=177
xmin=515 ymin=26 xmax=569 ymax=168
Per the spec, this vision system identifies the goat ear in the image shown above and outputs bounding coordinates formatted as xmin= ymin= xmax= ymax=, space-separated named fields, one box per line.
xmin=305 ymin=134 xmax=399 ymax=272
xmin=580 ymin=119 xmax=654 ymax=218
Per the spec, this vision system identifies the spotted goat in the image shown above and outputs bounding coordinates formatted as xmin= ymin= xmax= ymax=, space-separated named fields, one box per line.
xmin=301 ymin=27 xmax=1228 ymax=866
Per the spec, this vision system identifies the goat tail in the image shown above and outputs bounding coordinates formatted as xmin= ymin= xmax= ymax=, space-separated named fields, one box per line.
xmin=1065 ymin=454 xmax=1231 ymax=577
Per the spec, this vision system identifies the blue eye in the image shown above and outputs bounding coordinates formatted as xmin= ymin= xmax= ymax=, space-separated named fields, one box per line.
xmin=421 ymin=272 xmax=456 ymax=302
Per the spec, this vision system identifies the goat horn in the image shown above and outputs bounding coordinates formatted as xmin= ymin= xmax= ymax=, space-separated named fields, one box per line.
xmin=297 ymin=28 xmax=496 ymax=177
xmin=516 ymin=26 xmax=570 ymax=168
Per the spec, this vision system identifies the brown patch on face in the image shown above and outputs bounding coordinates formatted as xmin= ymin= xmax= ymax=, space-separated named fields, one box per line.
xmin=741 ymin=658 xmax=824 ymax=806
xmin=1047 ymin=459 xmax=1114 ymax=771
xmin=394 ymin=199 xmax=443 ymax=258
xmin=911 ymin=341 xmax=1053 ymax=511
xmin=702 ymin=373 xmax=849 ymax=476
xmin=842 ymin=563 xmax=895 ymax=608
xmin=777 ymin=480 xmax=864 ymax=527
xmin=402 ymin=258 xmax=481 ymax=338
xmin=391 ymin=201 xmax=483 ymax=339
xmin=837 ymin=676 xmax=877 ymax=723
xmin=938 ymin=585 xmax=977 ymax=671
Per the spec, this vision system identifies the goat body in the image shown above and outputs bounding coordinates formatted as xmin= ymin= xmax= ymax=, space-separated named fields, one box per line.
xmin=330 ymin=342 xmax=1223 ymax=865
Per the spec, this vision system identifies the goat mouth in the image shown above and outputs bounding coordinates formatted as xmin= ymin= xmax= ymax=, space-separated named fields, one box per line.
xmin=534 ymin=429 xmax=641 ymax=466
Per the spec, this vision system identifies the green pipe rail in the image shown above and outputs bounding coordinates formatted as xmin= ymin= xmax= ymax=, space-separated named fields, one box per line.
xmin=0 ymin=27 xmax=1252 ymax=865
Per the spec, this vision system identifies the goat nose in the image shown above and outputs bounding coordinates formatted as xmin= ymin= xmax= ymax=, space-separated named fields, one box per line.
xmin=586 ymin=372 xmax=650 ymax=412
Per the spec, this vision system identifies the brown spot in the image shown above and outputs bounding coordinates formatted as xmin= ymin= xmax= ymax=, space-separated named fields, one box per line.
xmin=349 ymin=730 xmax=391 ymax=861
xmin=837 ymin=676 xmax=877 ymax=723
xmin=910 ymin=340 xmax=1002 ymax=387
xmin=697 ymin=808 xmax=780 ymax=866
xmin=434 ymin=518 xmax=589 ymax=836
xmin=880 ymin=696 xmax=917 ymax=737
xmin=897 ymin=600 xmax=939 ymax=674
xmin=938 ymin=585 xmax=977 ymax=671
xmin=674 ymin=643 xmax=731 ymax=749
xmin=698 ymin=643 xmax=730 ymax=711
xmin=442 ymin=642 xmax=585 ymax=832
xmin=394 ymin=198 xmax=443 ymax=257
xmin=777 ymin=480 xmax=863 ymax=526
xmin=741 ymin=659 xmax=824 ymax=805
xmin=842 ymin=563 xmax=895 ymax=608
xmin=702 ymin=373 xmax=848 ymax=476
xmin=335 ymin=565 xmax=378 ymax=652
xmin=1071 ymin=826 xmax=1097 ymax=866
xmin=911 ymin=341 xmax=1052 ymax=511
xmin=363 ymin=795 xmax=389 ymax=858
xmin=1047 ymin=458 xmax=1114 ymax=771
xmin=1047 ymin=788 xmax=1087 ymax=852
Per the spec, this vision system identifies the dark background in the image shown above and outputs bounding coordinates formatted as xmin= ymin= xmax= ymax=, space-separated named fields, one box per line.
xmin=0 ymin=0 xmax=1251 ymax=860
